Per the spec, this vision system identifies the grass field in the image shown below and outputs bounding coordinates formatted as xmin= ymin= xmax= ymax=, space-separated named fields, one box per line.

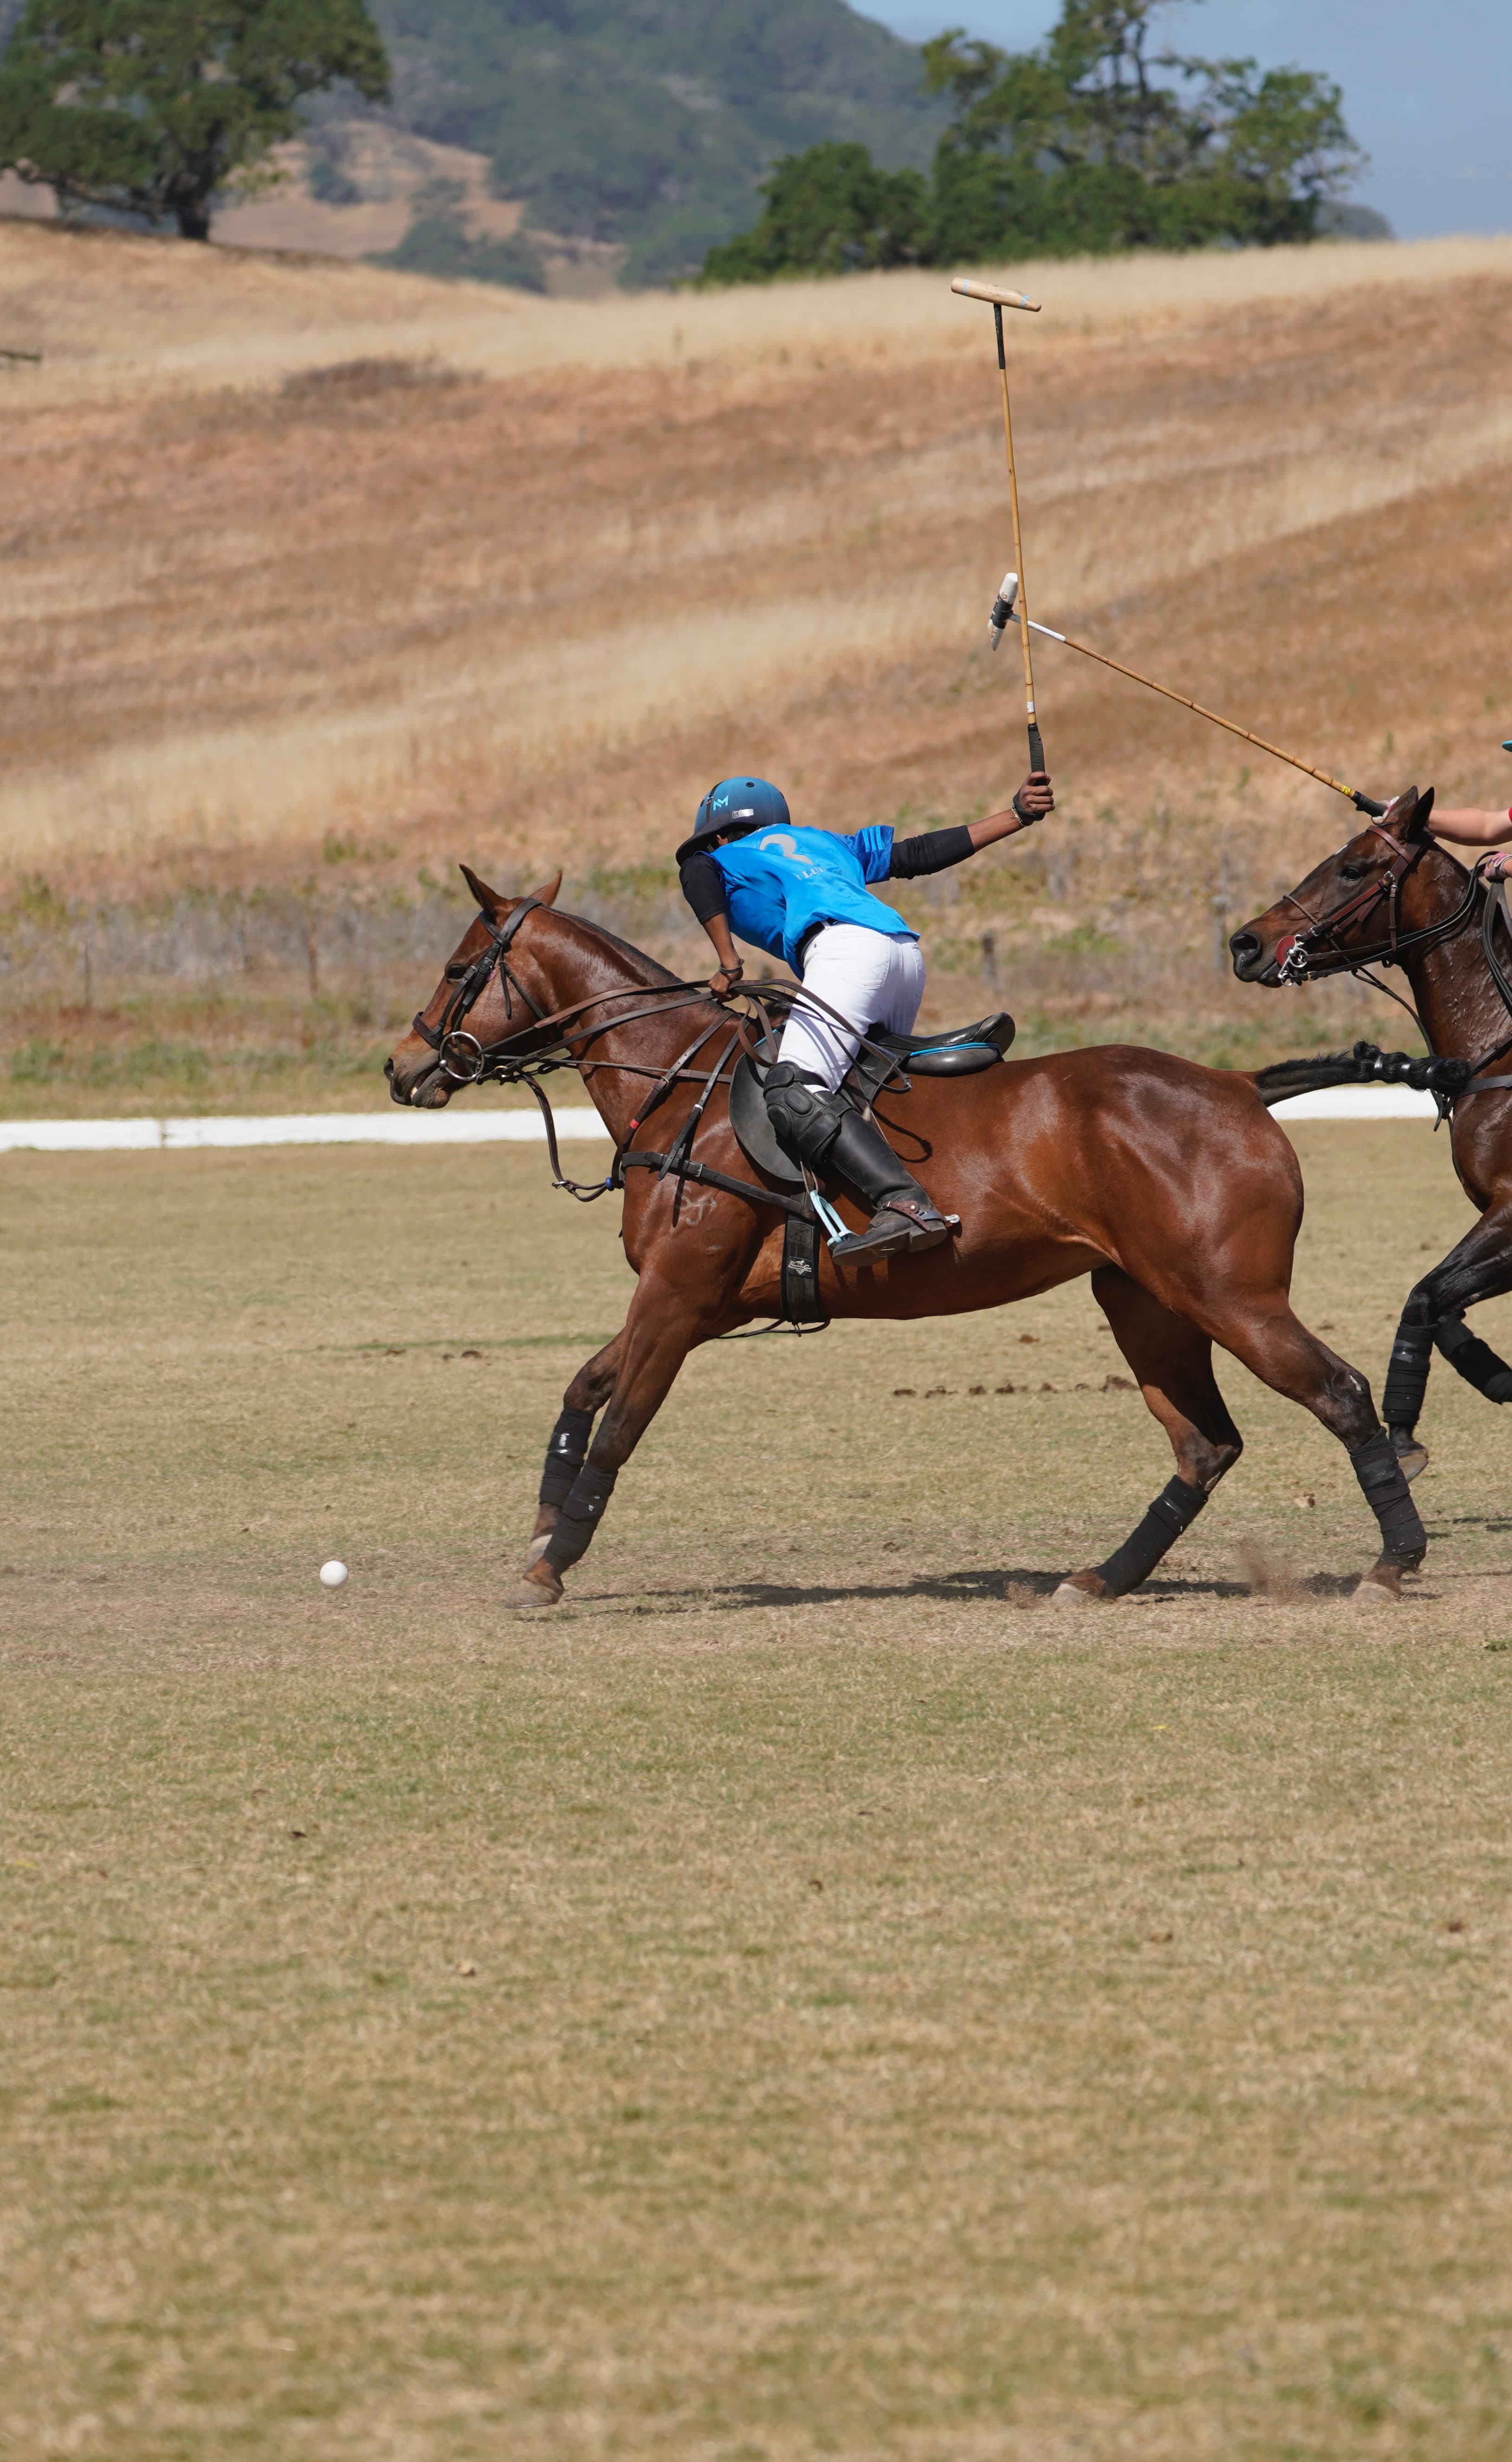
xmin=6 ymin=1123 xmax=1512 ymax=2460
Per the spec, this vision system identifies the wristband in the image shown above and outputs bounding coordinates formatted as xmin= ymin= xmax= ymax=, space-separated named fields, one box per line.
xmin=1011 ymin=789 xmax=1035 ymax=826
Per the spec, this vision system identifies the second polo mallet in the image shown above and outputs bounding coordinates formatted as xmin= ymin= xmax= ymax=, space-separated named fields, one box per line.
xmin=988 ymin=572 xmax=1388 ymax=817
xmin=951 ymin=275 xmax=1045 ymax=773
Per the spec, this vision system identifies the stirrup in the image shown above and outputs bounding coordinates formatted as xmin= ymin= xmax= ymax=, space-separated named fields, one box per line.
xmin=828 ymin=1196 xmax=955 ymax=1263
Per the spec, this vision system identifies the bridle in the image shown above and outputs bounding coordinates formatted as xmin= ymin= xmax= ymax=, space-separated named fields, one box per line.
xmin=409 ymin=894 xmax=550 ymax=1082
xmin=404 ymin=894 xmax=969 ymax=1210
xmin=1272 ymin=823 xmax=1478 ymax=985
xmin=1266 ymin=824 xmax=1512 ymax=1101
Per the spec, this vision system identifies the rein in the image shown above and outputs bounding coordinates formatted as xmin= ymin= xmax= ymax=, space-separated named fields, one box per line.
xmin=408 ymin=902 xmax=926 ymax=1206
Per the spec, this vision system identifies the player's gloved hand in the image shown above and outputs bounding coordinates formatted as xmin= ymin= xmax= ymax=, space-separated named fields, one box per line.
xmin=1012 ymin=771 xmax=1054 ymax=824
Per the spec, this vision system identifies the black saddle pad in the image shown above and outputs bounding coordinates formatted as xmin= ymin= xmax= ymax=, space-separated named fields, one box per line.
xmin=729 ymin=1012 xmax=1016 ymax=1186
xmin=730 ymin=1053 xmax=804 ymax=1185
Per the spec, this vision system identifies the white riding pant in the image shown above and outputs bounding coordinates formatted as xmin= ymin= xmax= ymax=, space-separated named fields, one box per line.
xmin=777 ymin=923 xmax=925 ymax=1092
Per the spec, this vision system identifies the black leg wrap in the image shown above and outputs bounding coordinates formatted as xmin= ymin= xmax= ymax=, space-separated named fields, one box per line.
xmin=1092 ymin=1475 xmax=1208 ymax=1598
xmin=538 ymin=1407 xmax=594 ymax=1510
xmin=1349 ymin=1429 xmax=1426 ymax=1565
xmin=542 ymin=1462 xmax=618 ymax=1574
xmin=1434 ymin=1315 xmax=1512 ymax=1406
xmin=1381 ymin=1311 xmax=1436 ymax=1434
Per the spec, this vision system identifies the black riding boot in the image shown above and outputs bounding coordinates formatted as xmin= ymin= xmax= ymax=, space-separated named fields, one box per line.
xmin=763 ymin=1063 xmax=951 ymax=1262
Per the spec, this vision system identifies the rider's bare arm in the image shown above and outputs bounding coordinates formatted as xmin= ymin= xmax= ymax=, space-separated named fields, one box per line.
xmin=1428 ymin=807 xmax=1512 ymax=845
xmin=888 ymin=774 xmax=1055 ymax=876
xmin=1428 ymin=806 xmax=1512 ymax=877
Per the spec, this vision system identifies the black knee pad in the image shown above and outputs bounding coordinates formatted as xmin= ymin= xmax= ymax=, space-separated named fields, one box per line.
xmin=763 ymin=1062 xmax=848 ymax=1169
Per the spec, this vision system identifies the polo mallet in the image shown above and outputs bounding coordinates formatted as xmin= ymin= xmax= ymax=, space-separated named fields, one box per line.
xmin=951 ymin=276 xmax=1045 ymax=774
xmin=988 ymin=572 xmax=1388 ymax=817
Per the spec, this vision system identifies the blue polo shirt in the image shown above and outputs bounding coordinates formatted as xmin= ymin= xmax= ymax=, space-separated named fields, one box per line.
xmin=706 ymin=823 xmax=918 ymax=973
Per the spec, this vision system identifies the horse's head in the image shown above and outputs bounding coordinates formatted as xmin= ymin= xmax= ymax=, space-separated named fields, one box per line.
xmin=386 ymin=863 xmax=562 ymax=1107
xmin=1229 ymin=786 xmax=1438 ymax=986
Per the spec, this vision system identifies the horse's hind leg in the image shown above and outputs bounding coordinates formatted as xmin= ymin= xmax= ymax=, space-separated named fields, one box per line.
xmin=523 ymin=1331 xmax=624 ymax=1568
xmin=1214 ymin=1302 xmax=1424 ymax=1599
xmin=1057 ymin=1269 xmax=1244 ymax=1602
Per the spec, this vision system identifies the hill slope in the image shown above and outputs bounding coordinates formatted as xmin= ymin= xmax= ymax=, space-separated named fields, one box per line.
xmin=2 ymin=222 xmax=1512 ymax=1107
xmin=356 ymin=0 xmax=947 ymax=285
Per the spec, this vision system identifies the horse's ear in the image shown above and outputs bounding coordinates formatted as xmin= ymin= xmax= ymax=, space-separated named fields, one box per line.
xmin=529 ymin=869 xmax=562 ymax=909
xmin=1379 ymin=785 xmax=1423 ymax=838
xmin=459 ymin=862 xmax=506 ymax=914
xmin=1411 ymin=785 xmax=1435 ymax=835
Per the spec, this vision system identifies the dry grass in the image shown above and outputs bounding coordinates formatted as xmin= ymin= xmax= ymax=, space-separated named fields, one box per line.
xmin=5 ymin=1121 xmax=1512 ymax=2460
xmin=2 ymin=220 xmax=1510 ymax=1102
xmin=1 ymin=221 xmax=1510 ymax=886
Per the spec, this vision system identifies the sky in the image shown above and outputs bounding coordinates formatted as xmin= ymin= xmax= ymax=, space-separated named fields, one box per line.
xmin=863 ymin=0 xmax=1512 ymax=239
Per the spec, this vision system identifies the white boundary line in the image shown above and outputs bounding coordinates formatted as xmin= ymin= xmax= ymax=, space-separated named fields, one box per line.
xmin=0 ymin=1089 xmax=1437 ymax=1154
xmin=0 ymin=1108 xmax=610 ymax=1153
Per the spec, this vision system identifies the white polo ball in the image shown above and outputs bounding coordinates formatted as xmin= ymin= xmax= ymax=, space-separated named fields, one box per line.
xmin=319 ymin=1559 xmax=349 ymax=1590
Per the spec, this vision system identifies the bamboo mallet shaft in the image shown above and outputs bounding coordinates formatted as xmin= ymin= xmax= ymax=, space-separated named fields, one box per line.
xmin=1028 ymin=614 xmax=1378 ymax=808
xmin=951 ymin=276 xmax=1044 ymax=773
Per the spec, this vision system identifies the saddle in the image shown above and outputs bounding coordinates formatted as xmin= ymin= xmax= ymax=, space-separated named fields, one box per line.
xmin=729 ymin=1012 xmax=1015 ymax=1187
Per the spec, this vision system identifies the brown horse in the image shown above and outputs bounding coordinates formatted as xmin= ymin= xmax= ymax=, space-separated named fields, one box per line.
xmin=386 ymin=863 xmax=1425 ymax=1607
xmin=1232 ymin=783 xmax=1512 ymax=1474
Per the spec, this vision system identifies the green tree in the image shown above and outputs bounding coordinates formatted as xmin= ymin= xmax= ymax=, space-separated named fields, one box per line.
xmin=0 ymin=0 xmax=390 ymax=240
xmin=922 ymin=0 xmax=1364 ymax=259
xmin=698 ymin=141 xmax=927 ymax=285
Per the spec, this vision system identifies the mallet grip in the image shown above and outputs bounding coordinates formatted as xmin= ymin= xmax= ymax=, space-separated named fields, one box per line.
xmin=950 ymin=277 xmax=1041 ymax=312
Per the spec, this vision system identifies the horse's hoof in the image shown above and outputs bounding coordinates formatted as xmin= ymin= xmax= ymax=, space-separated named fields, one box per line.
xmin=502 ymin=1564 xmax=563 ymax=1609
xmin=1353 ymin=1566 xmax=1405 ymax=1605
xmin=1053 ymin=1574 xmax=1108 ymax=1605
xmin=1391 ymin=1436 xmax=1430 ymax=1482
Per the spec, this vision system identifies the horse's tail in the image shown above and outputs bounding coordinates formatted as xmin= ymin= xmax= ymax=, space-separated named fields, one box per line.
xmin=1248 ymin=1041 xmax=1471 ymax=1108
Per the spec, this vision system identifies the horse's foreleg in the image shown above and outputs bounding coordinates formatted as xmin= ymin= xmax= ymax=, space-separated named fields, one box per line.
xmin=503 ymin=1277 xmax=716 ymax=1608
xmin=1213 ymin=1301 xmax=1424 ymax=1600
xmin=523 ymin=1331 xmax=625 ymax=1568
xmin=1057 ymin=1269 xmax=1244 ymax=1602
xmin=1385 ymin=1200 xmax=1512 ymax=1477
xmin=1382 ymin=1304 xmax=1436 ymax=1479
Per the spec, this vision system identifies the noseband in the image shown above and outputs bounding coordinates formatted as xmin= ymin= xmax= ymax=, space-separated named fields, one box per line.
xmin=1273 ymin=825 xmax=1476 ymax=983
xmin=409 ymin=897 xmax=546 ymax=1082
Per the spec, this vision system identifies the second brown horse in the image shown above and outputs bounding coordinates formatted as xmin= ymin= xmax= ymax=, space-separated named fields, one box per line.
xmin=387 ymin=866 xmax=1426 ymax=1607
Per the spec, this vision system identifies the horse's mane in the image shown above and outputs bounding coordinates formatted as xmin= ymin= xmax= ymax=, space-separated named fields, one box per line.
xmin=562 ymin=907 xmax=681 ymax=989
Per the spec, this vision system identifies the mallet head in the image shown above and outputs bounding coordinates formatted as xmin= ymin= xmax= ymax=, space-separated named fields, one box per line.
xmin=950 ymin=278 xmax=1041 ymax=313
xmin=988 ymin=570 xmax=1018 ymax=650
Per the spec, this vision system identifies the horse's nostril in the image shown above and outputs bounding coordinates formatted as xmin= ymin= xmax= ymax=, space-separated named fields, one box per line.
xmin=1228 ymin=931 xmax=1260 ymax=961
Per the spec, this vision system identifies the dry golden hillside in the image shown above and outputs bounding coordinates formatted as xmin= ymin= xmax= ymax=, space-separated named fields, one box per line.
xmin=0 ymin=217 xmax=1510 ymax=1106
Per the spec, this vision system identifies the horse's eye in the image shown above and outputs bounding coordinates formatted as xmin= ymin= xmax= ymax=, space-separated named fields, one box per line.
xmin=1338 ymin=860 xmax=1373 ymax=881
xmin=445 ymin=961 xmax=470 ymax=981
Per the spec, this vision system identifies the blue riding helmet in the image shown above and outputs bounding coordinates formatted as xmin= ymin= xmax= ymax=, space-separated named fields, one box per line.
xmin=675 ymin=776 xmax=791 ymax=865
